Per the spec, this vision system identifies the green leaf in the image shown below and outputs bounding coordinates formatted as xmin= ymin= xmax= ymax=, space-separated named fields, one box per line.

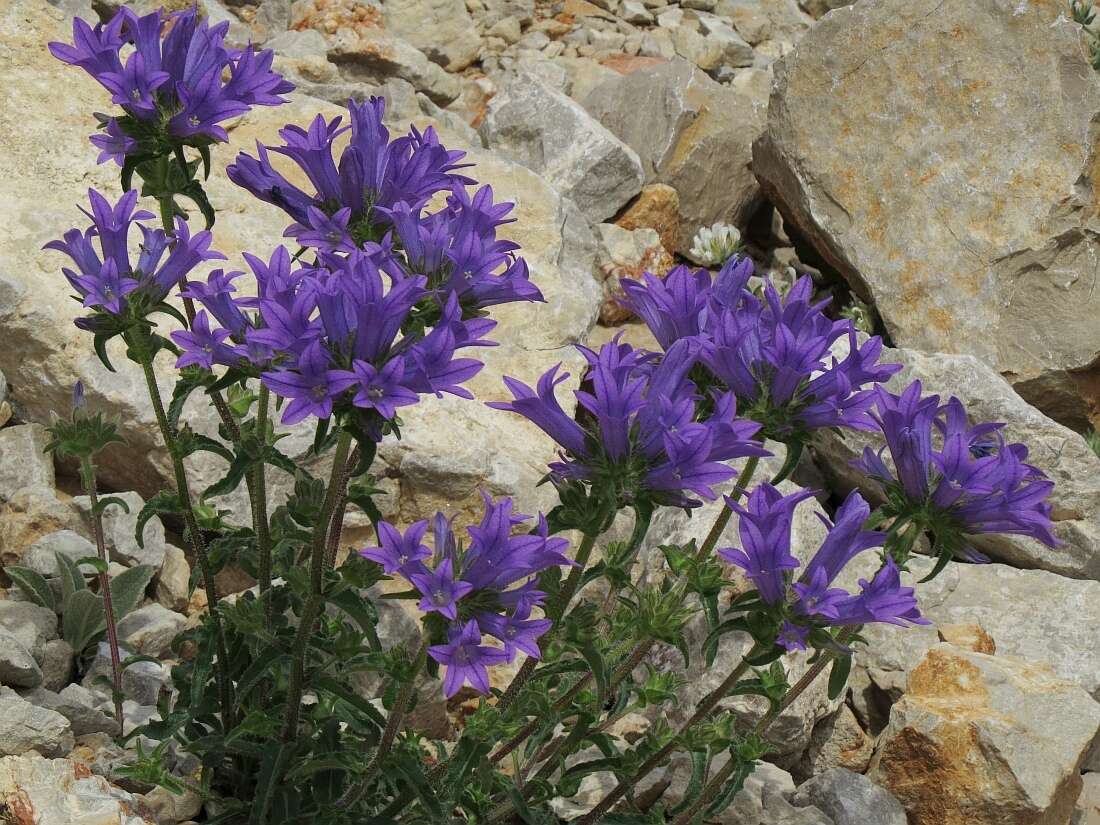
xmin=63 ymin=589 xmax=106 ymax=653
xmin=178 ymin=432 xmax=236 ymax=464
xmin=110 ymin=565 xmax=156 ymax=619
xmin=135 ymin=491 xmax=183 ymax=549
xmin=249 ymin=743 xmax=293 ymax=825
xmin=576 ymin=640 xmax=609 ymax=704
xmin=93 ymin=495 xmax=131 ymax=516
xmin=314 ymin=675 xmax=387 ymax=730
xmin=92 ymin=332 xmax=117 ymax=373
xmin=702 ymin=617 xmax=751 ymax=668
xmin=827 ymin=654 xmax=852 ymax=701
xmin=56 ymin=551 xmax=87 ymax=603
xmin=768 ymin=440 xmax=804 ymax=485
xmin=5 ymin=566 xmax=55 ymax=610
xmin=201 ymin=451 xmax=253 ymax=501
xmin=76 ymin=556 xmax=110 ymax=575
xmin=668 ymin=750 xmax=709 ymax=817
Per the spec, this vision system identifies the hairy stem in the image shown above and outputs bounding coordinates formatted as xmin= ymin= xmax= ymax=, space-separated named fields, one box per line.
xmin=281 ymin=429 xmax=353 ymax=742
xmin=575 ymin=644 xmax=762 ymax=825
xmin=334 ymin=633 xmax=429 ymax=810
xmin=251 ymin=386 xmax=274 ymax=630
xmin=134 ymin=344 xmax=235 ymax=729
xmin=496 ymin=531 xmax=598 ymax=714
xmin=695 ymin=455 xmax=759 ymax=563
xmin=323 ymin=444 xmax=363 ymax=569
xmin=80 ymin=456 xmax=125 ymax=737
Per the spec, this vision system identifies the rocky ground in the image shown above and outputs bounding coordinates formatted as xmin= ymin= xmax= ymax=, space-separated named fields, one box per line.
xmin=1 ymin=0 xmax=1100 ymax=822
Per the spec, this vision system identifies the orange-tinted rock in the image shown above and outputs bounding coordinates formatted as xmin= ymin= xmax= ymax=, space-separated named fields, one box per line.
xmin=937 ymin=623 xmax=995 ymax=655
xmin=869 ymin=644 xmax=1100 ymax=825
xmin=615 ymin=184 xmax=681 ymax=255
xmin=595 ymin=224 xmax=675 ymax=325
xmin=599 ymin=54 xmax=668 ymax=75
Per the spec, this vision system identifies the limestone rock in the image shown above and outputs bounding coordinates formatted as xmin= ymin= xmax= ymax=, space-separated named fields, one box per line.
xmin=0 ymin=424 xmax=53 ymax=499
xmin=1074 ymin=773 xmax=1100 ymax=825
xmin=480 ymin=75 xmax=644 ymax=222
xmin=83 ymin=642 xmax=170 ymax=706
xmin=869 ymin=644 xmax=1100 ymax=825
xmin=0 ymin=752 xmax=153 ymax=824
xmin=116 ymin=603 xmax=186 ymax=658
xmin=0 ymin=601 xmax=58 ymax=658
xmin=381 ymin=0 xmax=481 ymax=71
xmin=0 ymin=688 xmax=74 ymax=757
xmin=594 ymin=223 xmax=674 ymax=324
xmin=793 ymin=769 xmax=906 ymax=825
xmin=155 ymin=544 xmax=191 ymax=613
xmin=753 ymin=0 xmax=1100 ymax=427
xmin=0 ymin=627 xmax=43 ymax=688
xmin=21 ymin=684 xmax=117 ymax=737
xmin=615 ymin=182 xmax=682 ymax=253
xmin=800 ymin=705 xmax=874 ymax=778
xmin=811 ymin=343 xmax=1100 ymax=580
xmin=583 ymin=58 xmax=764 ymax=252
xmin=21 ymin=530 xmax=98 ymax=578
xmin=938 ymin=623 xmax=995 ymax=655
xmin=860 ymin=556 xmax=1100 ymax=701
xmin=39 ymin=639 xmax=75 ymax=692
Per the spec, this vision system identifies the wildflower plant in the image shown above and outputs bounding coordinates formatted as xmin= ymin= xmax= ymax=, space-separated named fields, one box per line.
xmin=42 ymin=8 xmax=1061 ymax=823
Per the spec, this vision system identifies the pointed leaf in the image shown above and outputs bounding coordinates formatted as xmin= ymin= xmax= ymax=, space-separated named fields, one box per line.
xmin=63 ymin=589 xmax=106 ymax=653
xmin=109 ymin=565 xmax=156 ymax=619
xmin=56 ymin=551 xmax=88 ymax=603
xmin=827 ymin=654 xmax=852 ymax=701
xmin=5 ymin=566 xmax=55 ymax=610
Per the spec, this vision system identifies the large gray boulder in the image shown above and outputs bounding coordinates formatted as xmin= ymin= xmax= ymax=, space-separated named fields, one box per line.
xmin=754 ymin=0 xmax=1100 ymax=428
xmin=583 ymin=58 xmax=766 ymax=252
xmin=480 ymin=75 xmax=645 ymax=222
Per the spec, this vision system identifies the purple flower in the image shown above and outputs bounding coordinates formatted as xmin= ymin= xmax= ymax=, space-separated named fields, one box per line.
xmin=49 ymin=8 xmax=293 ymax=163
xmin=360 ymin=521 xmax=432 ymax=575
xmin=489 ymin=338 xmax=768 ymax=509
xmin=361 ymin=494 xmax=575 ymax=694
xmin=260 ymin=341 xmax=358 ymax=425
xmin=719 ymin=485 xmax=927 ymax=647
xmin=172 ymin=310 xmax=236 ymax=370
xmin=429 ymin=620 xmax=510 ymax=698
xmin=719 ymin=484 xmax=814 ymax=604
xmin=855 ymin=381 xmax=1059 ymax=556
xmin=409 ymin=558 xmax=473 ymax=622
xmin=347 ymin=358 xmax=419 ymax=419
xmin=829 ymin=558 xmax=929 ymax=628
xmin=228 ymin=97 xmax=470 ymax=249
xmin=45 ymin=189 xmax=224 ymax=325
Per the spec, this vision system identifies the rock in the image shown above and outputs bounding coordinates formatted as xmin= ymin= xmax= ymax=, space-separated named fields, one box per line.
xmin=793 ymin=769 xmax=906 ymax=825
xmin=0 ymin=600 xmax=58 ymax=657
xmin=1074 ymin=773 xmax=1100 ymax=825
xmin=0 ymin=752 xmax=153 ymax=824
xmin=40 ymin=639 xmax=75 ymax=692
xmin=937 ymin=623 xmax=995 ymax=655
xmin=21 ymin=529 xmax=98 ymax=577
xmin=0 ymin=424 xmax=53 ymax=499
xmin=583 ymin=58 xmax=764 ymax=252
xmin=155 ymin=544 xmax=191 ymax=613
xmin=248 ymin=0 xmax=292 ymax=43
xmin=594 ymin=223 xmax=674 ymax=325
xmin=74 ymin=491 xmax=167 ymax=573
xmin=21 ymin=684 xmax=117 ymax=736
xmin=869 ymin=644 xmax=1100 ymax=825
xmin=486 ymin=15 xmax=522 ymax=44
xmin=615 ymin=182 xmax=682 ymax=253
xmin=116 ymin=603 xmax=186 ymax=658
xmin=810 ymin=343 xmax=1100 ymax=580
xmin=0 ymin=688 xmax=74 ymax=757
xmin=862 ymin=556 xmax=1100 ymax=701
xmin=753 ymin=0 xmax=1100 ymax=428
xmin=327 ymin=27 xmax=461 ymax=104
xmin=799 ymin=705 xmax=873 ymax=778
xmin=381 ymin=0 xmax=481 ymax=71
xmin=480 ymin=75 xmax=644 ymax=222
xmin=139 ymin=784 xmax=204 ymax=824
xmin=797 ymin=0 xmax=852 ymax=19
xmin=478 ymin=0 xmax=535 ymax=26
xmin=83 ymin=642 xmax=171 ymax=706
xmin=0 ymin=627 xmax=43 ymax=687
xmin=620 ymin=0 xmax=652 ymax=23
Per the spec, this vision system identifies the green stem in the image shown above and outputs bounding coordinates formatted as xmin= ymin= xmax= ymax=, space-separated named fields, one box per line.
xmin=495 ymin=531 xmax=598 ymax=714
xmin=252 ymin=385 xmax=273 ymax=627
xmin=669 ymin=637 xmax=850 ymax=825
xmin=334 ymin=634 xmax=429 ymax=810
xmin=80 ymin=456 xmax=125 ymax=737
xmin=281 ymin=429 xmax=353 ymax=742
xmin=575 ymin=643 xmax=763 ymax=825
xmin=695 ymin=455 xmax=759 ymax=563
xmin=323 ymin=444 xmax=363 ymax=569
xmin=134 ymin=343 xmax=235 ymax=729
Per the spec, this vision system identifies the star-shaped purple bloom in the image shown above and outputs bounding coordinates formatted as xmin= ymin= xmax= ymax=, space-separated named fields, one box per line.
xmin=429 ymin=620 xmax=510 ymax=698
xmin=408 ymin=557 xmax=473 ymax=622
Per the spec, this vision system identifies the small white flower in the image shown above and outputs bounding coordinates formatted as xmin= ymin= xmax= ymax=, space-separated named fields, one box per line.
xmin=688 ymin=223 xmax=742 ymax=267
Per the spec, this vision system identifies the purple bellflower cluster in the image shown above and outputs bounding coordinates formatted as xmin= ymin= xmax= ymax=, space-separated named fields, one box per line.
xmin=489 ymin=337 xmax=769 ymax=512
xmin=360 ymin=494 xmax=574 ymax=697
xmin=620 ymin=259 xmax=901 ymax=442
xmin=855 ymin=381 xmax=1058 ymax=572
xmin=172 ymin=246 xmax=496 ymax=432
xmin=47 ymin=188 xmax=223 ymax=329
xmin=719 ymin=484 xmax=928 ymax=652
xmin=228 ymin=99 xmax=480 ymax=260
xmin=49 ymin=6 xmax=293 ymax=165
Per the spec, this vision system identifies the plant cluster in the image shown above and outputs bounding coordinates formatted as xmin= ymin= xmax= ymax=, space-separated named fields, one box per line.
xmin=43 ymin=7 xmax=1060 ymax=823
